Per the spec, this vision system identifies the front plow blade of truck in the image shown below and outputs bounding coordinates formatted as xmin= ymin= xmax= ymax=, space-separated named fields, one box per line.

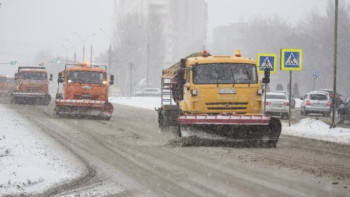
xmin=178 ymin=115 xmax=281 ymax=147
xmin=55 ymin=99 xmax=113 ymax=120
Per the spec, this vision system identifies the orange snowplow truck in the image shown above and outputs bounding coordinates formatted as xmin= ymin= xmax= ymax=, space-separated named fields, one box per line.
xmin=0 ymin=75 xmax=10 ymax=95
xmin=12 ymin=67 xmax=52 ymax=105
xmin=55 ymin=62 xmax=114 ymax=120
xmin=0 ymin=75 xmax=15 ymax=96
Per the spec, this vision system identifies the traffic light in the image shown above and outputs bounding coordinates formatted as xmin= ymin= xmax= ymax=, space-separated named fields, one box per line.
xmin=10 ymin=61 xmax=18 ymax=66
xmin=262 ymin=68 xmax=270 ymax=83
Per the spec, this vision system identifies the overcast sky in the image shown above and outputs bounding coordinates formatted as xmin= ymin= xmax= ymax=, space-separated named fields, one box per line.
xmin=0 ymin=0 xmax=330 ymax=74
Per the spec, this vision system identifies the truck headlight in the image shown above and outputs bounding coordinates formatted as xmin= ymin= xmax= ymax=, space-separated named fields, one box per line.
xmin=68 ymin=79 xmax=72 ymax=83
xmin=191 ymin=89 xmax=198 ymax=96
xmin=257 ymin=89 xmax=263 ymax=95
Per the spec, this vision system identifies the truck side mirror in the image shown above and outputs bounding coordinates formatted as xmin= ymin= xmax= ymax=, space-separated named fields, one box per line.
xmin=184 ymin=83 xmax=190 ymax=90
xmin=57 ymin=73 xmax=64 ymax=83
xmin=49 ymin=74 xmax=53 ymax=81
xmin=109 ymin=75 xmax=114 ymax=85
xmin=14 ymin=73 xmax=18 ymax=80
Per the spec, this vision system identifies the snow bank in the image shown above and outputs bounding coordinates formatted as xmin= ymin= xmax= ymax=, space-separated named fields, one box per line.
xmin=0 ymin=105 xmax=86 ymax=196
xmin=294 ymin=98 xmax=303 ymax=108
xmin=282 ymin=118 xmax=350 ymax=145
xmin=110 ymin=96 xmax=161 ymax=110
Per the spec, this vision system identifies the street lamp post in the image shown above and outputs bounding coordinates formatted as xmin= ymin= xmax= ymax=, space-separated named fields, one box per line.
xmin=61 ymin=44 xmax=68 ymax=64
xmin=65 ymin=39 xmax=77 ymax=64
xmin=74 ymin=32 xmax=96 ymax=62
xmin=99 ymin=29 xmax=112 ymax=71
xmin=331 ymin=0 xmax=339 ymax=128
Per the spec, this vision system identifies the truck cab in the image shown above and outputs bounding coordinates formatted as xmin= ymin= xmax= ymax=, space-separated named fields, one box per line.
xmin=57 ymin=65 xmax=113 ymax=101
xmin=179 ymin=53 xmax=263 ymax=115
xmin=12 ymin=67 xmax=52 ymax=105
xmin=55 ymin=62 xmax=114 ymax=120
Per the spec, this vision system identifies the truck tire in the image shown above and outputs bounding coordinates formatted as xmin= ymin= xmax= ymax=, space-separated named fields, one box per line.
xmin=177 ymin=125 xmax=182 ymax=137
xmin=43 ymin=94 xmax=51 ymax=105
xmin=159 ymin=105 xmax=180 ymax=128
xmin=56 ymin=93 xmax=63 ymax=99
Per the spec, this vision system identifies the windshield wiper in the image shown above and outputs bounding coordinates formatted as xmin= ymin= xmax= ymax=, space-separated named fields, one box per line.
xmin=213 ymin=66 xmax=219 ymax=87
xmin=245 ymin=69 xmax=251 ymax=87
xmin=230 ymin=66 xmax=235 ymax=86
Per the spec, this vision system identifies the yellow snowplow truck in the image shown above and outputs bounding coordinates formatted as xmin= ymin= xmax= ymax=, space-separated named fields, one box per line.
xmin=156 ymin=51 xmax=281 ymax=147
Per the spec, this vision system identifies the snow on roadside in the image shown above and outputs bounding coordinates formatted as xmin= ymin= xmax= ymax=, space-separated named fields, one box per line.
xmin=294 ymin=98 xmax=303 ymax=108
xmin=0 ymin=104 xmax=86 ymax=196
xmin=110 ymin=96 xmax=350 ymax=145
xmin=109 ymin=96 xmax=162 ymax=110
xmin=282 ymin=118 xmax=350 ymax=145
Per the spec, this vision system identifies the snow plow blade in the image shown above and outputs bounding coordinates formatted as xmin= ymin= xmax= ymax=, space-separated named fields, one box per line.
xmin=12 ymin=92 xmax=51 ymax=105
xmin=178 ymin=115 xmax=281 ymax=147
xmin=55 ymin=99 xmax=113 ymax=120
xmin=178 ymin=115 xmax=270 ymax=125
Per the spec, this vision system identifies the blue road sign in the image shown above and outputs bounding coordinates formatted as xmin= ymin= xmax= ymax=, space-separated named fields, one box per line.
xmin=257 ymin=53 xmax=277 ymax=74
xmin=313 ymin=72 xmax=319 ymax=79
xmin=281 ymin=49 xmax=303 ymax=71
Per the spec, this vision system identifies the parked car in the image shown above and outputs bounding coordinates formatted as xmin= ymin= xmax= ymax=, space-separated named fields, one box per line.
xmin=274 ymin=91 xmax=296 ymax=109
xmin=338 ymin=96 xmax=350 ymax=123
xmin=318 ymin=89 xmax=342 ymax=108
xmin=135 ymin=88 xmax=161 ymax=97
xmin=264 ymin=92 xmax=290 ymax=119
xmin=300 ymin=91 xmax=331 ymax=116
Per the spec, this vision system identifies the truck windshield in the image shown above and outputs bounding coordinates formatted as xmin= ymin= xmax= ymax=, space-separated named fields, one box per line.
xmin=67 ymin=71 xmax=106 ymax=84
xmin=20 ymin=72 xmax=47 ymax=80
xmin=192 ymin=63 xmax=258 ymax=84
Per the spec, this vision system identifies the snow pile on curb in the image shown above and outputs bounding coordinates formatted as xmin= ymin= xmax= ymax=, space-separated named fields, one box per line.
xmin=0 ymin=105 xmax=86 ymax=196
xmin=282 ymin=118 xmax=350 ymax=145
xmin=110 ymin=96 xmax=161 ymax=110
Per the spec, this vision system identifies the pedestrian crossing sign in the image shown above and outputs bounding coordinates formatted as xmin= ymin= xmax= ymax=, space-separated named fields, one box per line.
xmin=281 ymin=49 xmax=303 ymax=71
xmin=257 ymin=53 xmax=277 ymax=74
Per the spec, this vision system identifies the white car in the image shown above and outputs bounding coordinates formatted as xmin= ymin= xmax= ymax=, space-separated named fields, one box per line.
xmin=264 ymin=92 xmax=290 ymax=119
xmin=300 ymin=91 xmax=331 ymax=116
xmin=135 ymin=88 xmax=161 ymax=97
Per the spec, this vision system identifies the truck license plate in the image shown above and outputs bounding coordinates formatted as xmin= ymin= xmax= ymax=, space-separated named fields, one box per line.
xmin=219 ymin=89 xmax=236 ymax=94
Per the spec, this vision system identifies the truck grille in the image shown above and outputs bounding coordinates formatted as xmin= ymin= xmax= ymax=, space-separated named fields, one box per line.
xmin=25 ymin=87 xmax=42 ymax=92
xmin=206 ymin=102 xmax=248 ymax=113
xmin=74 ymin=95 xmax=99 ymax=100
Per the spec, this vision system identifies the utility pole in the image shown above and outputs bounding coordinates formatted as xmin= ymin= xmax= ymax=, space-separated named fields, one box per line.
xmin=90 ymin=45 xmax=93 ymax=65
xmin=83 ymin=45 xmax=85 ymax=61
xmin=65 ymin=39 xmax=77 ymax=64
xmin=107 ymin=42 xmax=112 ymax=72
xmin=99 ymin=28 xmax=113 ymax=71
xmin=129 ymin=63 xmax=133 ymax=98
xmin=289 ymin=71 xmax=292 ymax=127
xmin=74 ymin=32 xmax=95 ymax=62
xmin=146 ymin=43 xmax=149 ymax=88
xmin=331 ymin=0 xmax=339 ymax=128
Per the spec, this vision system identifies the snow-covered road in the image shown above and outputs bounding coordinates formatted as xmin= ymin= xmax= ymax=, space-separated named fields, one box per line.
xmin=1 ymin=96 xmax=350 ymax=196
